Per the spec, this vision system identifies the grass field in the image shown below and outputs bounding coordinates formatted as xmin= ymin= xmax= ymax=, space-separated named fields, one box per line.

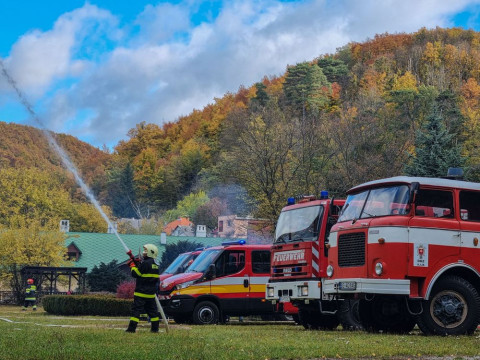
xmin=1 ymin=306 xmax=480 ymax=360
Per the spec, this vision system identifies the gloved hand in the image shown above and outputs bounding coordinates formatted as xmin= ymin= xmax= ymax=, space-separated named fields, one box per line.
xmin=128 ymin=259 xmax=136 ymax=268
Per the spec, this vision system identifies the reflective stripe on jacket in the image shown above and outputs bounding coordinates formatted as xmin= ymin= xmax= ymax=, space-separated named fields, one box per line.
xmin=25 ymin=285 xmax=36 ymax=300
xmin=132 ymin=257 xmax=159 ymax=296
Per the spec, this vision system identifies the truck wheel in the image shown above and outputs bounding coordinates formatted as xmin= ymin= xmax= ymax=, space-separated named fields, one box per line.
xmin=298 ymin=309 xmax=339 ymax=330
xmin=173 ymin=315 xmax=190 ymax=324
xmin=359 ymin=296 xmax=415 ymax=334
xmin=338 ymin=299 xmax=363 ymax=331
xmin=416 ymin=276 xmax=480 ymax=335
xmin=298 ymin=309 xmax=314 ymax=329
xmin=192 ymin=301 xmax=219 ymax=325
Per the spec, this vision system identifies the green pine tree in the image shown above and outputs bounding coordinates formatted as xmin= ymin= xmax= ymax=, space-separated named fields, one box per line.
xmin=283 ymin=62 xmax=330 ymax=114
xmin=404 ymin=106 xmax=464 ymax=177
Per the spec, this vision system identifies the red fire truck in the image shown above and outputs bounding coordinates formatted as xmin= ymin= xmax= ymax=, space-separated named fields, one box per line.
xmin=159 ymin=249 xmax=204 ymax=282
xmin=323 ymin=173 xmax=480 ymax=335
xmin=265 ymin=192 xmax=360 ymax=330
xmin=159 ymin=241 xmax=279 ymax=324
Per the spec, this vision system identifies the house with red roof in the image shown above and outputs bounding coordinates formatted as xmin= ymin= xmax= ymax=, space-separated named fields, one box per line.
xmin=163 ymin=217 xmax=194 ymax=236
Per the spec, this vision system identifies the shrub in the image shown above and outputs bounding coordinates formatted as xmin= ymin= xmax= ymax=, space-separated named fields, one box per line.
xmin=116 ymin=281 xmax=135 ymax=299
xmin=87 ymin=260 xmax=127 ymax=292
xmin=42 ymin=294 xmax=132 ymax=316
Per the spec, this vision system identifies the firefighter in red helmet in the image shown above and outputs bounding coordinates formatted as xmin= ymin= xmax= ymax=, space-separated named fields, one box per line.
xmin=23 ymin=278 xmax=37 ymax=311
xmin=125 ymin=244 xmax=161 ymax=333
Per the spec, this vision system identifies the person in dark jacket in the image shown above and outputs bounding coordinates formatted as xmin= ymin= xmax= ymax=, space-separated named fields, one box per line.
xmin=23 ymin=278 xmax=37 ymax=311
xmin=126 ymin=244 xmax=161 ymax=333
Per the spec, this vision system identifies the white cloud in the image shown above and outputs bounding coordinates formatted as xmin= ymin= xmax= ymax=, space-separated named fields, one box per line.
xmin=2 ymin=4 xmax=117 ymax=97
xmin=3 ymin=0 xmax=480 ymax=148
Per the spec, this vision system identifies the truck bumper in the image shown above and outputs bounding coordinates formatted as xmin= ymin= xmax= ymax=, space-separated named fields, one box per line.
xmin=161 ymin=295 xmax=196 ymax=316
xmin=266 ymin=280 xmax=325 ymax=302
xmin=323 ymin=278 xmax=410 ymax=295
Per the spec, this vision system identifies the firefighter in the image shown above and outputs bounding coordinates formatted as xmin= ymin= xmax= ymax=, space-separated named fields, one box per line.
xmin=125 ymin=244 xmax=161 ymax=333
xmin=23 ymin=278 xmax=37 ymax=311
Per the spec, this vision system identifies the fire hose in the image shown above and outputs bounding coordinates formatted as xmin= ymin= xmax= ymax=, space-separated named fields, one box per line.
xmin=126 ymin=248 xmax=170 ymax=333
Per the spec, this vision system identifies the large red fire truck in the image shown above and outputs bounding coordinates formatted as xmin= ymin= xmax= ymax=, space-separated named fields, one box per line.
xmin=265 ymin=192 xmax=360 ymax=330
xmin=323 ymin=173 xmax=480 ymax=335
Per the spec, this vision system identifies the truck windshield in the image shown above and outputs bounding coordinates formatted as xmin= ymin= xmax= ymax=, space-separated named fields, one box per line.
xmin=338 ymin=185 xmax=410 ymax=222
xmin=163 ymin=253 xmax=192 ymax=275
xmin=275 ymin=205 xmax=324 ymax=243
xmin=186 ymin=249 xmax=222 ymax=273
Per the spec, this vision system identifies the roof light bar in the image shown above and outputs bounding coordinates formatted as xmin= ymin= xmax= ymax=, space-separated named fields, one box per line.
xmin=221 ymin=239 xmax=246 ymax=246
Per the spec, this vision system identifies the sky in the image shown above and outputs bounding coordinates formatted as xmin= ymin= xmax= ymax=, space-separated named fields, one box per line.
xmin=1 ymin=0 xmax=480 ymax=150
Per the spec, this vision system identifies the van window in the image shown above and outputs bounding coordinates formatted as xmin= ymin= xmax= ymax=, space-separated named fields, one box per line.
xmin=414 ymin=189 xmax=454 ymax=218
xmin=215 ymin=250 xmax=245 ymax=277
xmin=252 ymin=250 xmax=270 ymax=273
xmin=459 ymin=191 xmax=480 ymax=221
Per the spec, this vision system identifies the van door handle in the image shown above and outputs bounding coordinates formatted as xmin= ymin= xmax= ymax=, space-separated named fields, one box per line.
xmin=243 ymin=279 xmax=249 ymax=288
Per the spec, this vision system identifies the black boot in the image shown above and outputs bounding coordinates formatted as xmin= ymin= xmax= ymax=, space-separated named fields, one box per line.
xmin=151 ymin=320 xmax=159 ymax=333
xmin=125 ymin=320 xmax=138 ymax=333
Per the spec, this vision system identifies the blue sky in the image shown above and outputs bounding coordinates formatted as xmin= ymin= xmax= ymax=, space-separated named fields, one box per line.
xmin=1 ymin=0 xmax=480 ymax=150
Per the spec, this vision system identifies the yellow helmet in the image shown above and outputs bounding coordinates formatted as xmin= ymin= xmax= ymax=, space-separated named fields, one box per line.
xmin=143 ymin=244 xmax=158 ymax=259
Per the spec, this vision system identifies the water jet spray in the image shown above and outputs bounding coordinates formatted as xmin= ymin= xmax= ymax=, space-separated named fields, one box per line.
xmin=0 ymin=58 xmax=168 ymax=331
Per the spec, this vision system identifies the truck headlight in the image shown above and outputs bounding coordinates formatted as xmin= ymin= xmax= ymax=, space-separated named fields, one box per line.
xmin=326 ymin=265 xmax=334 ymax=277
xmin=375 ymin=262 xmax=383 ymax=275
xmin=175 ymin=280 xmax=195 ymax=290
xmin=299 ymin=285 xmax=308 ymax=297
xmin=267 ymin=287 xmax=275 ymax=298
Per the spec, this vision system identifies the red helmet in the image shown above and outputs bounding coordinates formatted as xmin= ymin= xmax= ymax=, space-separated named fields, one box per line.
xmin=27 ymin=279 xmax=34 ymax=285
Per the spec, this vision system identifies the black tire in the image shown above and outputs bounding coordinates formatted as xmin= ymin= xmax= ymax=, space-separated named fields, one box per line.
xmin=338 ymin=299 xmax=364 ymax=331
xmin=359 ymin=296 xmax=416 ymax=334
xmin=416 ymin=276 xmax=480 ymax=336
xmin=192 ymin=301 xmax=220 ymax=325
xmin=292 ymin=314 xmax=300 ymax=324
xmin=298 ymin=308 xmax=339 ymax=330
xmin=173 ymin=315 xmax=190 ymax=324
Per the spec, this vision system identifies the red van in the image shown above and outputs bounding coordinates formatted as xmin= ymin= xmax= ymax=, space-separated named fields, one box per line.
xmin=159 ymin=241 xmax=277 ymax=324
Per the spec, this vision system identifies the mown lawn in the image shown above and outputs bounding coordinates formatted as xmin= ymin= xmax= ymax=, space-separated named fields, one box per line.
xmin=1 ymin=305 xmax=479 ymax=360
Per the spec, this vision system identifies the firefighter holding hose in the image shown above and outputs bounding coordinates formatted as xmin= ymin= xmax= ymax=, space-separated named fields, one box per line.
xmin=126 ymin=244 xmax=161 ymax=333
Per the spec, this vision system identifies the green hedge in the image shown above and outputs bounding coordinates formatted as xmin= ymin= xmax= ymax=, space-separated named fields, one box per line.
xmin=42 ymin=295 xmax=132 ymax=316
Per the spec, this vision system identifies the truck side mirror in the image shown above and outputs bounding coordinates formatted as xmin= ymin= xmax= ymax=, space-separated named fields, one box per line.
xmin=205 ymin=264 xmax=216 ymax=280
xmin=409 ymin=182 xmax=419 ymax=204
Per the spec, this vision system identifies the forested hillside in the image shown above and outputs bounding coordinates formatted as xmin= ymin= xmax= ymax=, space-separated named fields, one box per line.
xmin=3 ymin=27 xmax=480 ymax=231
xmin=114 ymin=27 xmax=480 ymax=223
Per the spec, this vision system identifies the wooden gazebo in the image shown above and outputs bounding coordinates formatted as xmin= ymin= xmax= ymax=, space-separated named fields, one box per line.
xmin=20 ymin=266 xmax=87 ymax=295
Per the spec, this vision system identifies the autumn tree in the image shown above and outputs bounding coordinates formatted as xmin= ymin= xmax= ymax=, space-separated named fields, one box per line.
xmin=163 ymin=191 xmax=210 ymax=223
xmin=0 ymin=168 xmax=72 ymax=227
xmin=0 ymin=220 xmax=68 ymax=303
xmin=221 ymin=98 xmax=303 ymax=220
xmin=192 ymin=197 xmax=229 ymax=230
xmin=67 ymin=202 xmax=110 ymax=233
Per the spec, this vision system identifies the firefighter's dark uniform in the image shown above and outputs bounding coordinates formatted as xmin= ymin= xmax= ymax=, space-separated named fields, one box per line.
xmin=126 ymin=257 xmax=160 ymax=332
xmin=23 ymin=284 xmax=37 ymax=311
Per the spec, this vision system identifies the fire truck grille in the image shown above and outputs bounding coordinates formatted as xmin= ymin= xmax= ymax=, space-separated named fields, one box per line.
xmin=338 ymin=232 xmax=365 ymax=267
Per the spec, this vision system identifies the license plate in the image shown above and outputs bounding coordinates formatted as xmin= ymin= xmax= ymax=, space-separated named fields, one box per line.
xmin=279 ymin=295 xmax=290 ymax=303
xmin=338 ymin=281 xmax=356 ymax=291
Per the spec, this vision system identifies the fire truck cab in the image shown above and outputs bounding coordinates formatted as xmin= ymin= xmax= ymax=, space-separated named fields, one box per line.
xmin=324 ymin=175 xmax=480 ymax=335
xmin=265 ymin=193 xmax=353 ymax=329
xmin=159 ymin=241 xmax=276 ymax=325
